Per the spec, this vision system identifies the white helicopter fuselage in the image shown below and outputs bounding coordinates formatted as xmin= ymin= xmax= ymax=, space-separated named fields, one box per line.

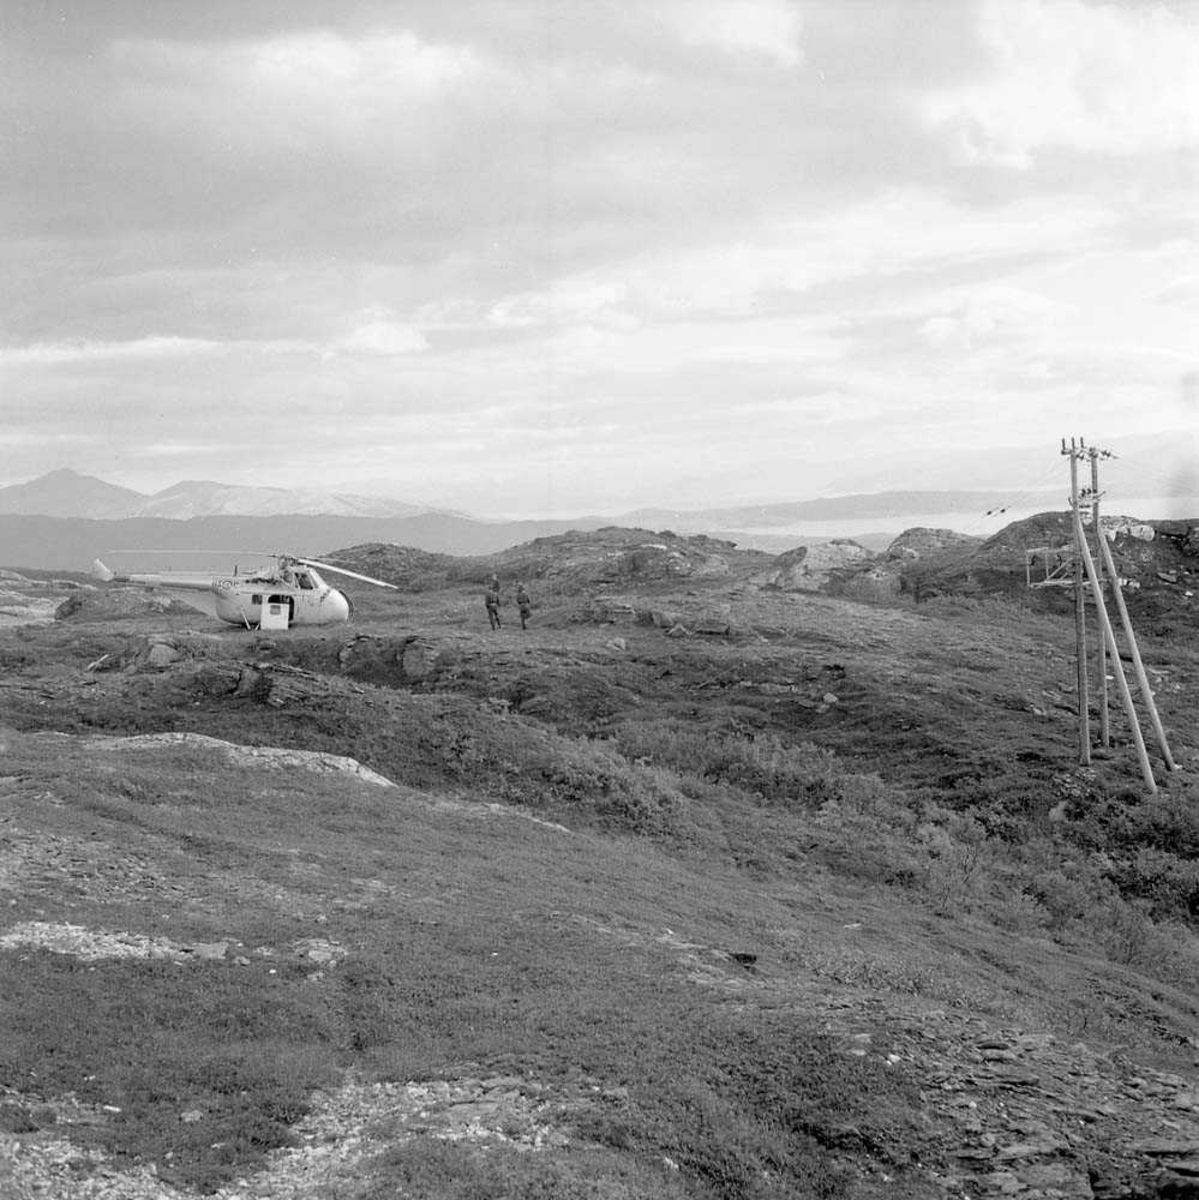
xmin=204 ymin=566 xmax=351 ymax=627
xmin=94 ymin=560 xmax=355 ymax=628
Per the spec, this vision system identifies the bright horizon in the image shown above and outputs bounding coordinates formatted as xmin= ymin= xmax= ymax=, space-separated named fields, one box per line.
xmin=2 ymin=2 xmax=1196 ymax=517
xmin=2 ymin=461 xmax=1193 ymax=538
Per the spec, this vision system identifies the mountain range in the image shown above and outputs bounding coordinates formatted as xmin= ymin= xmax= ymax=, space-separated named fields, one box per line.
xmin=1 ymin=468 xmax=1060 ymax=530
xmin=0 ymin=469 xmax=442 ymax=521
xmin=0 ymin=467 xmax=1187 ymax=571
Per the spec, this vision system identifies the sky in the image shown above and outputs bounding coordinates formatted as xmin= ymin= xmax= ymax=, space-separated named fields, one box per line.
xmin=1 ymin=0 xmax=1197 ymax=518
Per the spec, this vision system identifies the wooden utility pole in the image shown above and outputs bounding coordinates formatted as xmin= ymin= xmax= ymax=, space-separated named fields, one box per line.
xmin=1064 ymin=438 xmax=1177 ymax=793
xmin=1070 ymin=499 xmax=1157 ymax=793
xmin=1064 ymin=439 xmax=1090 ymax=765
xmin=1088 ymin=447 xmax=1111 ymax=747
xmin=1095 ymin=514 xmax=1178 ymax=773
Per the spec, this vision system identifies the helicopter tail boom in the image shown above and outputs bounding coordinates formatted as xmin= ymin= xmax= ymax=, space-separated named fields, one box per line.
xmin=92 ymin=560 xmax=218 ymax=591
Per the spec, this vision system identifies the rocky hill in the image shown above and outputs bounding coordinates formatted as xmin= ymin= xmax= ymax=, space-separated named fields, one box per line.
xmin=331 ymin=514 xmax=1199 ymax=631
xmin=333 ymin=528 xmax=773 ymax=594
xmin=810 ymin=514 xmax=1199 ymax=628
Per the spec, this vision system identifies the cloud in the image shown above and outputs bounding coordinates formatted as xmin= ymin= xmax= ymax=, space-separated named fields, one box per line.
xmin=1 ymin=2 xmax=1194 ymax=513
xmin=920 ymin=0 xmax=1199 ymax=167
xmin=109 ymin=28 xmax=485 ymax=151
xmin=655 ymin=0 xmax=804 ymax=68
xmin=915 ymin=283 xmax=1068 ymax=350
xmin=487 ymin=281 xmax=637 ymax=331
xmin=480 ymin=188 xmax=1118 ymax=337
xmin=0 ymin=336 xmax=225 ymax=367
xmin=331 ymin=312 xmax=428 ymax=356
xmin=1154 ymin=274 xmax=1199 ymax=309
xmin=0 ymin=315 xmax=429 ymax=372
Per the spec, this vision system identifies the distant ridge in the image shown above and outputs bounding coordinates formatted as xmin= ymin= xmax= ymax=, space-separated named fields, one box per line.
xmin=2 ymin=470 xmax=1061 ymax=529
xmin=622 ymin=490 xmax=1061 ymax=529
xmin=0 ymin=514 xmax=613 ymax=571
xmin=0 ymin=468 xmax=145 ymax=519
xmin=137 ymin=479 xmax=437 ymax=520
xmin=0 ymin=469 xmax=444 ymax=522
xmin=0 ymin=469 xmax=1081 ymax=568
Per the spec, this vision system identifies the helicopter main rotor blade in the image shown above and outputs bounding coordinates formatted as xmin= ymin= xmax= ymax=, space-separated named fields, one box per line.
xmin=298 ymin=558 xmax=400 ymax=589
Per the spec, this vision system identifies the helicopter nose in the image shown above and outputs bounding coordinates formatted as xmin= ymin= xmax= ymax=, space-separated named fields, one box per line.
xmin=328 ymin=589 xmax=351 ymax=621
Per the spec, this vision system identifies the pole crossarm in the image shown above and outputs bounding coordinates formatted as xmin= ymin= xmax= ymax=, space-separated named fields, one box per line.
xmin=1025 ymin=545 xmax=1078 ymax=589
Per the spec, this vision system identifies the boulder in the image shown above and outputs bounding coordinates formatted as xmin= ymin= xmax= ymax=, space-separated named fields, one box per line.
xmin=145 ymin=635 xmax=182 ymax=668
xmin=1103 ymin=518 xmax=1155 ymax=542
xmin=758 ymin=540 xmax=873 ymax=592
xmin=647 ymin=609 xmax=684 ymax=629
xmin=831 ymin=567 xmax=902 ymax=602
xmin=56 ymin=585 xmax=177 ymax=621
xmin=400 ymin=639 xmax=439 ymax=680
xmin=885 ymin=527 xmax=980 ymax=560
xmin=574 ymin=597 xmax=638 ymax=624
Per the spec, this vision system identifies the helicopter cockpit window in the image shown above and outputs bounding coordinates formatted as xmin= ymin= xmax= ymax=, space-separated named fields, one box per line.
xmin=295 ymin=572 xmax=315 ymax=590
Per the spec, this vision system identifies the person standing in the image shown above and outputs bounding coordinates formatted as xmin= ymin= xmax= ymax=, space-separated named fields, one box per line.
xmin=485 ymin=574 xmax=502 ymax=629
xmin=516 ymin=582 xmax=532 ymax=630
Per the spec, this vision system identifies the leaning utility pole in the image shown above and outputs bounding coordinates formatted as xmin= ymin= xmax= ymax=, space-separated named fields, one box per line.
xmin=1094 ymin=515 xmax=1178 ymax=775
xmin=1088 ymin=446 xmax=1111 ymax=748
xmin=1063 ymin=439 xmax=1090 ymax=766
xmin=1059 ymin=438 xmax=1177 ymax=793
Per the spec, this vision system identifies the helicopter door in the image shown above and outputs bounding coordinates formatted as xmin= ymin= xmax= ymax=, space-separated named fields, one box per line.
xmin=260 ymin=594 xmax=294 ymax=630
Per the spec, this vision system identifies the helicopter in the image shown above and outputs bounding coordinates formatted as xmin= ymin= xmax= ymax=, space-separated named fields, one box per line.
xmin=92 ymin=553 xmax=397 ymax=629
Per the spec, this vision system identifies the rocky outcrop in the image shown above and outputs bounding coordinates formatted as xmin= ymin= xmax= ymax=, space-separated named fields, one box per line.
xmin=0 ymin=574 xmax=86 ymax=627
xmin=756 ymin=540 xmax=873 ymax=592
xmin=56 ymin=586 xmax=179 ymax=621
xmin=886 ymin=527 xmax=981 ymax=560
xmin=823 ymin=528 xmax=982 ymax=601
xmin=897 ymin=513 xmax=1199 ymax=612
xmin=500 ymin=528 xmax=743 ymax=587
xmin=331 ymin=528 xmax=771 ymax=595
xmin=87 ymin=730 xmax=395 ymax=787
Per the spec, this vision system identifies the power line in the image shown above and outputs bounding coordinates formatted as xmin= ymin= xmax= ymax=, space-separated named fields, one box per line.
xmin=945 ymin=456 xmax=1065 ymax=540
xmin=981 ymin=457 xmax=1064 ymax=516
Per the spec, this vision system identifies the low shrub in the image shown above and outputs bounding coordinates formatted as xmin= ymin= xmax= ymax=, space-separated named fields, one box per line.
xmin=1105 ymin=847 xmax=1199 ymax=923
xmin=365 ymin=1140 xmax=690 ymax=1200
xmin=0 ymin=952 xmax=341 ymax=1192
xmin=578 ymin=1012 xmax=922 ymax=1200
xmin=612 ymin=723 xmax=884 ymax=815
